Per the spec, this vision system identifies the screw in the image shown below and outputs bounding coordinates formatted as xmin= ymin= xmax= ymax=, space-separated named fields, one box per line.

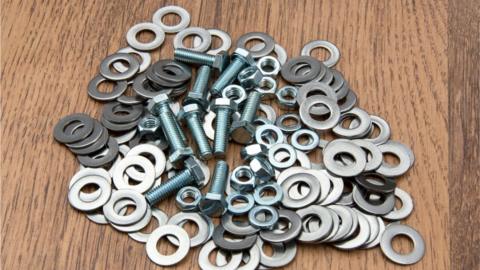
xmin=210 ymin=48 xmax=256 ymax=96
xmin=211 ymin=98 xmax=237 ymax=158
xmin=198 ymin=160 xmax=229 ymax=217
xmin=174 ymin=49 xmax=230 ymax=72
xmin=230 ymin=90 xmax=262 ymax=144
xmin=148 ymin=94 xmax=193 ymax=168
xmin=146 ymin=157 xmax=206 ymax=205
xmin=178 ymin=103 xmax=213 ymax=160
xmin=183 ymin=65 xmax=211 ymax=110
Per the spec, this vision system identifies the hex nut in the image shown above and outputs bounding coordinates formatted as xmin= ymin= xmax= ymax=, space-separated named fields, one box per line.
xmin=230 ymin=166 xmax=256 ymax=192
xmin=237 ymin=66 xmax=263 ymax=90
xmin=240 ymin=144 xmax=268 ymax=161
xmin=230 ymin=120 xmax=256 ymax=144
xmin=198 ymin=192 xmax=227 ymax=217
xmin=175 ymin=186 xmax=202 ymax=212
xmin=255 ymin=76 xmax=277 ymax=100
xmin=257 ymin=56 xmax=281 ymax=77
xmin=276 ymin=85 xmax=299 ymax=110
xmin=249 ymin=157 xmax=274 ymax=184
xmin=147 ymin=93 xmax=170 ymax=115
xmin=138 ymin=116 xmax=162 ymax=138
xmin=233 ymin=48 xmax=256 ymax=66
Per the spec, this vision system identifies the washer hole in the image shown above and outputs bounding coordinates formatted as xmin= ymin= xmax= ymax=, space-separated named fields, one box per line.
xmin=261 ymin=242 xmax=275 ymax=256
xmin=80 ymin=183 xmax=99 ymax=194
xmin=155 ymin=235 xmax=180 ymax=256
xmin=135 ymin=29 xmax=156 ymax=43
xmin=281 ymin=115 xmax=299 ymax=127
xmin=160 ymin=13 xmax=181 ymax=26
xmin=97 ymin=80 xmax=116 ymax=93
xmin=182 ymin=34 xmax=201 ymax=48
xmin=245 ymin=38 xmax=265 ymax=50
xmin=309 ymin=109 xmax=332 ymax=121
xmin=180 ymin=220 xmax=199 ymax=236
xmin=260 ymin=186 xmax=277 ymax=198
xmin=254 ymin=209 xmax=273 ymax=222
xmin=310 ymin=47 xmax=331 ymax=62
xmin=391 ymin=234 xmax=415 ymax=255
xmin=296 ymin=133 xmax=314 ymax=146
xmin=384 ymin=152 xmax=401 ymax=166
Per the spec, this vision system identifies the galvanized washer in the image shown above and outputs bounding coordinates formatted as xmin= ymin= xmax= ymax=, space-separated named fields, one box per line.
xmin=296 ymin=205 xmax=333 ymax=242
xmin=383 ymin=188 xmax=414 ymax=220
xmin=327 ymin=205 xmax=354 ymax=242
xmin=77 ymin=137 xmax=119 ymax=168
xmin=259 ymin=209 xmax=302 ymax=243
xmin=53 ymin=113 xmax=94 ymax=144
xmin=113 ymin=47 xmax=151 ymax=73
xmin=125 ymin=144 xmax=166 ymax=179
xmin=333 ymin=107 xmax=372 ymax=138
xmin=255 ymin=125 xmax=284 ymax=149
xmin=299 ymin=96 xmax=340 ymax=131
xmin=290 ymin=129 xmax=319 ymax=153
xmin=323 ymin=140 xmax=366 ymax=177
xmin=199 ymin=240 xmax=243 ymax=270
xmin=152 ymin=5 xmax=190 ymax=33
xmin=268 ymin=143 xmax=296 ymax=169
xmin=69 ymin=168 xmax=111 ymax=202
xmin=281 ymin=56 xmax=322 ymax=84
xmin=99 ymin=53 xmax=139 ymax=81
xmin=216 ymin=244 xmax=260 ymax=270
xmin=301 ymin=40 xmax=340 ymax=67
xmin=297 ymin=82 xmax=337 ymax=115
xmin=350 ymin=139 xmax=383 ymax=171
xmin=226 ymin=193 xmax=255 ymax=215
xmin=212 ymin=225 xmax=257 ymax=251
xmin=146 ymin=225 xmax=190 ymax=266
xmin=167 ymin=212 xmax=210 ymax=247
xmin=350 ymin=115 xmax=391 ymax=145
xmin=128 ymin=208 xmax=168 ymax=242
xmin=258 ymin=103 xmax=277 ymax=123
xmin=102 ymin=189 xmax=147 ymax=226
xmin=318 ymin=171 xmax=344 ymax=205
xmin=280 ymin=172 xmax=320 ymax=209
xmin=112 ymin=155 xmax=155 ymax=193
xmin=352 ymin=186 xmax=395 ymax=215
xmin=251 ymin=43 xmax=288 ymax=64
xmin=334 ymin=210 xmax=371 ymax=250
xmin=248 ymin=205 xmax=279 ymax=230
xmin=111 ymin=203 xmax=152 ymax=233
xmin=68 ymin=177 xmax=111 ymax=212
xmin=173 ymin=27 xmax=212 ymax=52
xmin=257 ymin=238 xmax=297 ymax=268
xmin=380 ymin=224 xmax=425 ymax=265
xmin=253 ymin=182 xmax=283 ymax=206
xmin=376 ymin=141 xmax=413 ymax=177
xmin=126 ymin=22 xmax=165 ymax=51
xmin=193 ymin=29 xmax=232 ymax=55
xmin=362 ymin=217 xmax=385 ymax=248
xmin=236 ymin=32 xmax=275 ymax=58
xmin=221 ymin=213 xmax=259 ymax=236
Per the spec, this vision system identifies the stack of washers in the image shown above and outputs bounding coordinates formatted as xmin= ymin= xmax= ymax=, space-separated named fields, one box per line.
xmin=54 ymin=5 xmax=426 ymax=269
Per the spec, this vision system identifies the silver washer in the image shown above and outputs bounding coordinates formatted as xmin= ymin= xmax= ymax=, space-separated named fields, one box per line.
xmin=99 ymin=53 xmax=139 ymax=81
xmin=362 ymin=217 xmax=385 ymax=248
xmin=167 ymin=212 xmax=210 ymax=247
xmin=102 ymin=189 xmax=147 ymax=225
xmin=112 ymin=155 xmax=155 ymax=193
xmin=257 ymin=238 xmax=297 ymax=268
xmin=258 ymin=103 xmax=277 ymax=123
xmin=318 ymin=170 xmax=344 ymax=205
xmin=125 ymin=144 xmax=166 ymax=179
xmin=323 ymin=140 xmax=367 ymax=177
xmin=296 ymin=205 xmax=333 ymax=242
xmin=334 ymin=210 xmax=371 ymax=250
xmin=68 ymin=176 xmax=111 ymax=212
xmin=280 ymin=171 xmax=320 ymax=209
xmin=301 ymin=40 xmax=340 ymax=67
xmin=255 ymin=124 xmax=284 ymax=149
xmin=290 ymin=129 xmax=320 ymax=153
xmin=173 ymin=27 xmax=212 ymax=52
xmin=333 ymin=107 xmax=372 ymax=138
xmin=152 ymin=5 xmax=190 ymax=33
xmin=380 ymin=224 xmax=425 ymax=265
xmin=129 ymin=208 xmax=168 ymax=243
xmin=126 ymin=22 xmax=165 ymax=51
xmin=376 ymin=141 xmax=413 ymax=177
xmin=199 ymin=240 xmax=243 ymax=270
xmin=146 ymin=225 xmax=190 ymax=266
xmin=299 ymin=96 xmax=340 ymax=131
xmin=113 ymin=47 xmax=151 ymax=73
xmin=69 ymin=168 xmax=111 ymax=202
xmin=111 ymin=203 xmax=152 ymax=233
xmin=193 ymin=29 xmax=232 ymax=55
xmin=216 ymin=244 xmax=260 ymax=270
xmin=268 ymin=143 xmax=296 ymax=169
xmin=327 ymin=205 xmax=354 ymax=242
xmin=251 ymin=43 xmax=288 ymax=64
xmin=383 ymin=187 xmax=414 ymax=220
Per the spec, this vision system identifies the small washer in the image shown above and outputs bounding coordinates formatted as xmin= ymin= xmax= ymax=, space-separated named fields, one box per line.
xmin=301 ymin=40 xmax=340 ymax=67
xmin=77 ymin=137 xmax=119 ymax=168
xmin=87 ymin=75 xmax=128 ymax=101
xmin=53 ymin=113 xmax=94 ymax=144
xmin=126 ymin=22 xmax=165 ymax=51
xmin=317 ymin=170 xmax=344 ymax=205
xmin=167 ymin=212 xmax=210 ymax=247
xmin=383 ymin=188 xmax=414 ymax=220
xmin=333 ymin=107 xmax=372 ymax=138
xmin=113 ymin=47 xmax=151 ymax=73
xmin=268 ymin=143 xmax=296 ymax=169
xmin=334 ymin=210 xmax=371 ymax=250
xmin=193 ymin=29 xmax=232 ymax=55
xmin=221 ymin=213 xmax=259 ymax=236
xmin=128 ymin=208 xmax=168 ymax=243
xmin=276 ymin=113 xmax=302 ymax=134
xmin=258 ymin=104 xmax=277 ymax=123
xmin=68 ymin=176 xmax=111 ymax=212
xmin=296 ymin=205 xmax=333 ymax=242
xmin=99 ymin=53 xmax=139 ymax=81
xmin=173 ymin=27 xmax=212 ymax=52
xmin=125 ymin=144 xmax=166 ymax=179
xmin=216 ymin=244 xmax=260 ymax=270
xmin=199 ymin=240 xmax=243 ymax=270
xmin=69 ymin=168 xmax=111 ymax=202
xmin=353 ymin=186 xmax=395 ymax=215
xmin=259 ymin=209 xmax=302 ymax=243
xmin=253 ymin=182 xmax=283 ymax=206
xmin=297 ymin=82 xmax=337 ymax=115
xmin=226 ymin=193 xmax=255 ymax=215
xmin=299 ymin=96 xmax=340 ymax=131
xmin=255 ymin=124 xmax=285 ymax=148
xmin=251 ymin=43 xmax=288 ymax=64
xmin=351 ymin=115 xmax=391 ymax=145
xmin=212 ymin=225 xmax=257 ymax=251
xmin=290 ymin=129 xmax=320 ymax=153
xmin=102 ymin=189 xmax=147 ymax=226
xmin=146 ymin=225 xmax=190 ymax=266
xmin=280 ymin=172 xmax=320 ymax=209
xmin=152 ymin=5 xmax=190 ymax=33
xmin=327 ymin=205 xmax=354 ymax=242
xmin=248 ymin=205 xmax=279 ymax=230
xmin=281 ymin=56 xmax=322 ymax=84
xmin=257 ymin=238 xmax=297 ymax=268
xmin=376 ymin=141 xmax=413 ymax=177
xmin=236 ymin=32 xmax=275 ymax=58
xmin=380 ymin=224 xmax=425 ymax=265
xmin=112 ymin=155 xmax=155 ymax=193
xmin=350 ymin=139 xmax=383 ymax=171
xmin=111 ymin=203 xmax=152 ymax=233
xmin=323 ymin=140 xmax=366 ymax=177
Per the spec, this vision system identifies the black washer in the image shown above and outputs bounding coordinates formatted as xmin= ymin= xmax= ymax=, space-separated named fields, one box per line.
xmin=77 ymin=137 xmax=119 ymax=168
xmin=53 ymin=113 xmax=94 ymax=144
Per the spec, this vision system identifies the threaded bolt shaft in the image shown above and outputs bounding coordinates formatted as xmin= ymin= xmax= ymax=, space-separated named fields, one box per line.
xmin=209 ymin=160 xmax=229 ymax=194
xmin=211 ymin=58 xmax=247 ymax=96
xmin=145 ymin=169 xmax=193 ymax=205
xmin=213 ymin=107 xmax=233 ymax=158
xmin=157 ymin=103 xmax=186 ymax=151
xmin=240 ymin=91 xmax=262 ymax=122
xmin=185 ymin=112 xmax=213 ymax=160
xmin=175 ymin=49 xmax=216 ymax=66
xmin=191 ymin=65 xmax=211 ymax=96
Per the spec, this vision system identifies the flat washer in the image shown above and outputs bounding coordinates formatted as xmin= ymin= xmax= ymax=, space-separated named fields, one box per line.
xmin=259 ymin=209 xmax=302 ymax=243
xmin=248 ymin=205 xmax=279 ymax=230
xmin=221 ymin=213 xmax=259 ymax=236
xmin=111 ymin=203 xmax=152 ymax=233
xmin=212 ymin=225 xmax=257 ymax=251
xmin=126 ymin=22 xmax=165 ymax=51
xmin=281 ymin=56 xmax=322 ymax=84
xmin=253 ymin=182 xmax=283 ymax=206
xmin=69 ymin=126 xmax=108 ymax=155
xmin=112 ymin=155 xmax=155 ymax=193
xmin=102 ymin=102 xmax=143 ymax=124
xmin=68 ymin=176 xmax=111 ymax=212
xmin=301 ymin=40 xmax=340 ymax=67
xmin=383 ymin=188 xmax=414 ymax=220
xmin=88 ymin=75 xmax=128 ymax=101
xmin=102 ymin=189 xmax=147 ymax=226
xmin=128 ymin=208 xmax=168 ymax=242
xmin=236 ymin=32 xmax=275 ymax=58
xmin=376 ymin=141 xmax=413 ymax=177
xmin=226 ymin=193 xmax=255 ymax=215
xmin=167 ymin=212 xmax=210 ymax=247
xmin=113 ymin=47 xmax=151 ymax=73
xmin=350 ymin=139 xmax=383 ymax=171
xmin=362 ymin=217 xmax=385 ymax=248
xmin=297 ymin=82 xmax=337 ymax=115
xmin=299 ymin=96 xmax=340 ymax=131
xmin=323 ymin=140 xmax=366 ymax=177
xmin=146 ymin=225 xmax=190 ymax=266
xmin=351 ymin=115 xmax=391 ymax=145
xmin=53 ymin=113 xmax=94 ymax=144
xmin=257 ymin=238 xmax=297 ymax=268
xmin=339 ymin=89 xmax=357 ymax=112
xmin=173 ymin=27 xmax=212 ymax=52
xmin=296 ymin=205 xmax=333 ymax=242
xmin=77 ymin=137 xmax=119 ymax=168
xmin=193 ymin=29 xmax=232 ymax=55
xmin=352 ymin=185 xmax=395 ymax=215
xmin=327 ymin=205 xmax=354 ymax=242
xmin=280 ymin=172 xmax=320 ymax=209
xmin=255 ymin=124 xmax=285 ymax=149
xmin=268 ymin=143 xmax=296 ymax=169
xmin=199 ymin=240 xmax=243 ymax=270
xmin=258 ymin=104 xmax=277 ymax=123
xmin=216 ymin=244 xmax=260 ymax=270
xmin=333 ymin=107 xmax=372 ymax=138
xmin=276 ymin=113 xmax=302 ymax=134
xmin=69 ymin=167 xmax=111 ymax=202
xmin=318 ymin=170 xmax=344 ymax=205
xmin=152 ymin=5 xmax=190 ymax=33
xmin=99 ymin=53 xmax=139 ymax=81
xmin=66 ymin=120 xmax=104 ymax=149
xmin=380 ymin=224 xmax=425 ymax=265
xmin=125 ymin=144 xmax=166 ymax=179
xmin=251 ymin=43 xmax=288 ymax=64
xmin=290 ymin=129 xmax=320 ymax=153
xmin=334 ymin=210 xmax=371 ymax=250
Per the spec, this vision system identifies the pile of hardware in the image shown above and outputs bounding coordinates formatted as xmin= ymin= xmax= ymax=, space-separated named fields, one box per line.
xmin=54 ymin=5 xmax=425 ymax=268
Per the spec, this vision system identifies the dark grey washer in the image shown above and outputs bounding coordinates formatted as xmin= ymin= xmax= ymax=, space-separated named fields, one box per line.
xmin=132 ymin=73 xmax=162 ymax=99
xmin=77 ymin=137 xmax=119 ymax=167
xmin=66 ymin=120 xmax=104 ymax=149
xmin=280 ymin=56 xmax=322 ymax=84
xmin=99 ymin=53 xmax=139 ymax=81
xmin=87 ymin=74 xmax=128 ymax=101
xmin=212 ymin=225 xmax=257 ymax=251
xmin=355 ymin=173 xmax=396 ymax=194
xmin=117 ymin=93 xmax=146 ymax=105
xmin=236 ymin=32 xmax=275 ymax=58
xmin=53 ymin=113 xmax=94 ymax=144
xmin=101 ymin=117 xmax=138 ymax=132
xmin=102 ymin=102 xmax=143 ymax=124
xmin=259 ymin=209 xmax=302 ymax=243
xmin=352 ymin=186 xmax=395 ymax=215
xmin=69 ymin=126 xmax=109 ymax=155
xmin=153 ymin=61 xmax=192 ymax=83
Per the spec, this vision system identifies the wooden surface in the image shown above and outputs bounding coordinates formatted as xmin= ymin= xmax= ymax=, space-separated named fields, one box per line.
xmin=1 ymin=0 xmax=475 ymax=269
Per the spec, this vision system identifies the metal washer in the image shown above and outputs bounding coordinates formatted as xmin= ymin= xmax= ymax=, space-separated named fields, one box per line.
xmin=126 ymin=22 xmax=165 ymax=51
xmin=68 ymin=176 xmax=111 ymax=212
xmin=113 ymin=47 xmax=151 ymax=73
xmin=301 ymin=40 xmax=340 ymax=67
xmin=236 ymin=32 xmax=275 ymax=58
xmin=199 ymin=240 xmax=243 ymax=270
xmin=193 ymin=29 xmax=232 ymax=55
xmin=146 ymin=225 xmax=190 ymax=266
xmin=112 ymin=155 xmax=155 ymax=193
xmin=99 ymin=53 xmax=139 ymax=81
xmin=173 ymin=27 xmax=212 ymax=52
xmin=128 ymin=208 xmax=168 ymax=242
xmin=299 ymin=96 xmax=340 ymax=131
xmin=152 ymin=5 xmax=190 ymax=33
xmin=102 ymin=189 xmax=147 ymax=226
xmin=380 ymin=224 xmax=425 ymax=265
xmin=88 ymin=75 xmax=128 ymax=101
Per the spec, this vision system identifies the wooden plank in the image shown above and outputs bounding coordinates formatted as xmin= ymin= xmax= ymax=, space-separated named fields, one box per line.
xmin=448 ymin=0 xmax=480 ymax=269
xmin=1 ymin=0 xmax=449 ymax=269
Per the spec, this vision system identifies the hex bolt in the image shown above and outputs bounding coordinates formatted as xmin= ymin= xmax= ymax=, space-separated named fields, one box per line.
xmin=198 ymin=160 xmax=229 ymax=217
xmin=146 ymin=157 xmax=206 ymax=206
xmin=212 ymin=98 xmax=237 ymax=158
xmin=230 ymin=90 xmax=262 ymax=144
xmin=183 ymin=65 xmax=211 ymax=110
xmin=178 ymin=104 xmax=213 ymax=160
xmin=148 ymin=94 xmax=193 ymax=168
xmin=174 ymin=48 xmax=229 ymax=72
xmin=210 ymin=48 xmax=256 ymax=96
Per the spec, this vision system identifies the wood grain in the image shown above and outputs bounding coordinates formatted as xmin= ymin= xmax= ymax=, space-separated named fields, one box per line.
xmin=448 ymin=0 xmax=480 ymax=269
xmin=0 ymin=0 xmax=455 ymax=269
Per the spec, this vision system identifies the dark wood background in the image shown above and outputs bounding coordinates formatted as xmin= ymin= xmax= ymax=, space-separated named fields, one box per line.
xmin=1 ymin=0 xmax=478 ymax=269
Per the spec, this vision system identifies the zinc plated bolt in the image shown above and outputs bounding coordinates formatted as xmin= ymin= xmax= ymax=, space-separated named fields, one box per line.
xmin=174 ymin=49 xmax=230 ymax=72
xmin=230 ymin=90 xmax=262 ymax=144
xmin=211 ymin=98 xmax=237 ymax=158
xmin=198 ymin=160 xmax=229 ymax=217
xmin=148 ymin=94 xmax=193 ymax=168
xmin=178 ymin=103 xmax=213 ymax=160
xmin=210 ymin=48 xmax=256 ymax=96
xmin=145 ymin=157 xmax=206 ymax=206
xmin=183 ymin=65 xmax=211 ymax=110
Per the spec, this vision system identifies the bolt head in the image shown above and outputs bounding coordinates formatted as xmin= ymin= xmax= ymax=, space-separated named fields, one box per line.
xmin=230 ymin=120 xmax=256 ymax=144
xmin=211 ymin=98 xmax=237 ymax=111
xmin=212 ymin=51 xmax=230 ymax=72
xmin=240 ymin=144 xmax=268 ymax=161
xmin=183 ymin=92 xmax=209 ymax=111
xmin=198 ymin=193 xmax=227 ymax=217
xmin=233 ymin=48 xmax=256 ymax=66
xmin=178 ymin=103 xmax=202 ymax=121
xmin=249 ymin=157 xmax=274 ymax=184
xmin=184 ymin=156 xmax=207 ymax=186
xmin=169 ymin=147 xmax=194 ymax=169
xmin=147 ymin=94 xmax=170 ymax=115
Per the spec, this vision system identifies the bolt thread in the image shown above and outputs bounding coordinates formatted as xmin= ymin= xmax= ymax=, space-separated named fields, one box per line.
xmin=173 ymin=114 xmax=188 ymax=144
xmin=191 ymin=65 xmax=212 ymax=96
xmin=145 ymin=169 xmax=193 ymax=205
xmin=209 ymin=160 xmax=229 ymax=194
xmin=213 ymin=108 xmax=232 ymax=156
xmin=158 ymin=104 xmax=185 ymax=151
xmin=211 ymin=58 xmax=246 ymax=95
xmin=174 ymin=49 xmax=215 ymax=66
xmin=241 ymin=91 xmax=262 ymax=122
xmin=186 ymin=113 xmax=212 ymax=159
